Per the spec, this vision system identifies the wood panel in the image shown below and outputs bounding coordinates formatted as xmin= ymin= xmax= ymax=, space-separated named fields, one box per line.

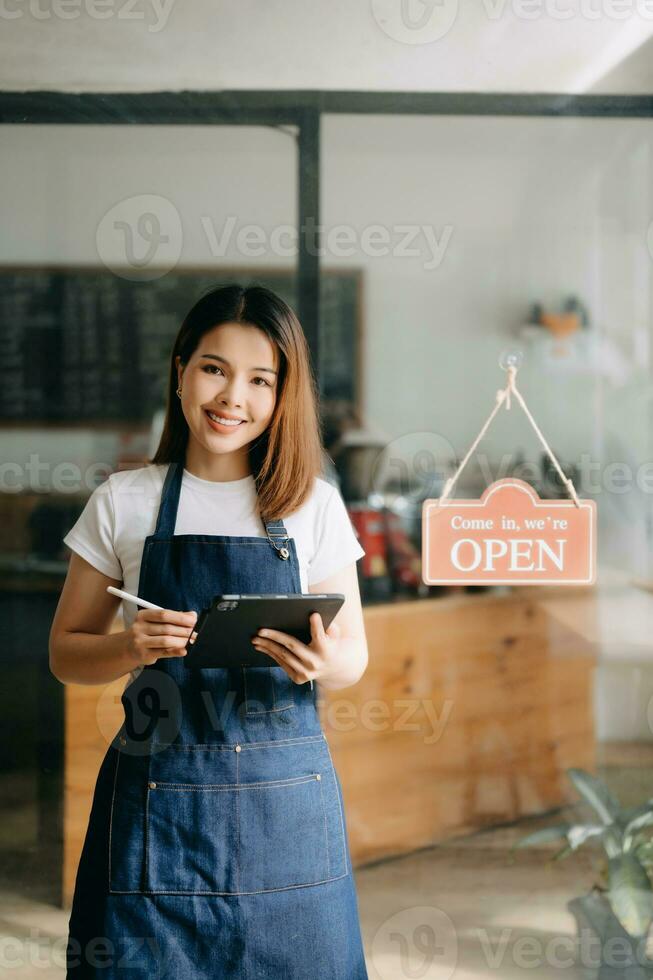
xmin=319 ymin=592 xmax=596 ymax=866
xmin=62 ymin=590 xmax=597 ymax=906
xmin=62 ymin=667 xmax=125 ymax=907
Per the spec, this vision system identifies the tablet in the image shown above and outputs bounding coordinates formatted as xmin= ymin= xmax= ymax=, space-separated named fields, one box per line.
xmin=183 ymin=593 xmax=345 ymax=669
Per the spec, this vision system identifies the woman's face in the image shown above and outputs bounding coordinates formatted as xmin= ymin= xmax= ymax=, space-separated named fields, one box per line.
xmin=176 ymin=322 xmax=279 ymax=465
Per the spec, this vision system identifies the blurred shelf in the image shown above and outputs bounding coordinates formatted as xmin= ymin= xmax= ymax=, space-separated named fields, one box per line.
xmin=0 ymin=556 xmax=68 ymax=575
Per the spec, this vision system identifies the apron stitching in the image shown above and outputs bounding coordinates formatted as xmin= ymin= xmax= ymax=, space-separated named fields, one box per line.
xmin=148 ymin=540 xmax=292 ymax=546
xmin=150 ymin=774 xmax=320 ymax=791
xmin=144 ymin=781 xmax=150 ymax=891
xmin=323 ymin=739 xmax=349 ymax=875
xmin=107 ymin=748 xmax=120 ymax=890
xmin=235 ymin=748 xmax=240 ymax=894
xmin=243 ymin=706 xmax=293 ymax=715
xmin=109 ymin=872 xmax=349 ymax=897
xmin=150 ymin=734 xmax=325 ymax=750
xmin=238 ymin=736 xmax=324 ymax=749
xmin=318 ymin=775 xmax=330 ymax=877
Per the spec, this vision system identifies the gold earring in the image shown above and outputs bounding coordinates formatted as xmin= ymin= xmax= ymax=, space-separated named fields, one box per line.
xmin=176 ymin=385 xmax=182 ymax=398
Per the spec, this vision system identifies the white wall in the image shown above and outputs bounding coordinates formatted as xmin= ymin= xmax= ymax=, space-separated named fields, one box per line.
xmin=1 ymin=2 xmax=653 ymax=94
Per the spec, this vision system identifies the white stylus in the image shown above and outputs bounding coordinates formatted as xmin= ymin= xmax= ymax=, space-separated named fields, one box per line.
xmin=106 ymin=586 xmax=164 ymax=610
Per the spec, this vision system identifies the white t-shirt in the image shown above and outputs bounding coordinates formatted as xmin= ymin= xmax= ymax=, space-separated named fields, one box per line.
xmin=63 ymin=461 xmax=365 ymax=632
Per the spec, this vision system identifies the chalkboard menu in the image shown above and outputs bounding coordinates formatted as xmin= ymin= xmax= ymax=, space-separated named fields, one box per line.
xmin=0 ymin=267 xmax=361 ymax=422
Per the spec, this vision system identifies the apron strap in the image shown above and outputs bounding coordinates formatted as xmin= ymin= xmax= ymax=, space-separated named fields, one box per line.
xmin=156 ymin=461 xmax=291 ymax=559
xmin=264 ymin=517 xmax=291 ymax=560
xmin=154 ymin=461 xmax=183 ymax=537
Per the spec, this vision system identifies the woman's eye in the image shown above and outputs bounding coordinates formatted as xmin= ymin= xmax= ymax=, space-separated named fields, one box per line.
xmin=202 ymin=365 xmax=269 ymax=387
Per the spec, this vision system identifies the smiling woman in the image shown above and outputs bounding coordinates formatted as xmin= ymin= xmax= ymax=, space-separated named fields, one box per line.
xmin=53 ymin=282 xmax=370 ymax=980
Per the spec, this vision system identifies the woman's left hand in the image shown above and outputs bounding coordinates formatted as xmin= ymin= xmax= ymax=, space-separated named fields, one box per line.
xmin=251 ymin=613 xmax=341 ymax=685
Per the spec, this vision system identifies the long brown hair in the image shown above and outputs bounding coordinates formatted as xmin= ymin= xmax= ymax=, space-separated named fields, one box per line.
xmin=150 ymin=284 xmax=325 ymax=522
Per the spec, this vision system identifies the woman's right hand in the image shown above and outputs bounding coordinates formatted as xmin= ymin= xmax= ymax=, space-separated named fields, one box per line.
xmin=125 ymin=608 xmax=199 ymax=666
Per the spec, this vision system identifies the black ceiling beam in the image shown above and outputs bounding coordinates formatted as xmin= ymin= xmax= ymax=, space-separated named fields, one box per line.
xmin=0 ymin=90 xmax=304 ymax=125
xmin=1 ymin=90 xmax=652 ymax=124
xmin=320 ymin=91 xmax=653 ymax=117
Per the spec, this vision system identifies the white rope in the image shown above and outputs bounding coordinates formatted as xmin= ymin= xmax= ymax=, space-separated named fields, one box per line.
xmin=438 ymin=364 xmax=581 ymax=508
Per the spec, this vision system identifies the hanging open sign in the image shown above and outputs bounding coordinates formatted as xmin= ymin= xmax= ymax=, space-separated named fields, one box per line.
xmin=422 ymin=478 xmax=597 ymax=586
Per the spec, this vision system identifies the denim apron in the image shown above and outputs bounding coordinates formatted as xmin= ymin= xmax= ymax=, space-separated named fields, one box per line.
xmin=66 ymin=460 xmax=369 ymax=979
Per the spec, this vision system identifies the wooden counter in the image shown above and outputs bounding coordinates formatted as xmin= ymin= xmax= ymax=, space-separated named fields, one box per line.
xmin=62 ymin=588 xmax=597 ymax=906
xmin=322 ymin=588 xmax=596 ymax=867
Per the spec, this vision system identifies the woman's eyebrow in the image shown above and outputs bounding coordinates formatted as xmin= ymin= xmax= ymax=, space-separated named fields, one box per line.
xmin=199 ymin=353 xmax=278 ymax=376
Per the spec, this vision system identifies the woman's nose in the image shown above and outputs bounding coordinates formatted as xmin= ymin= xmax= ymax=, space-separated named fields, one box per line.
xmin=221 ymin=376 xmax=246 ymax=404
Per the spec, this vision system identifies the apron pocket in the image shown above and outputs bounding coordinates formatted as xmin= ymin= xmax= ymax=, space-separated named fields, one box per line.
xmin=145 ymin=778 xmax=236 ymax=893
xmin=109 ymin=750 xmax=149 ymax=894
xmin=242 ymin=665 xmax=295 ymax=715
xmin=145 ymin=772 xmax=338 ymax=894
xmin=238 ymin=772 xmax=330 ymax=893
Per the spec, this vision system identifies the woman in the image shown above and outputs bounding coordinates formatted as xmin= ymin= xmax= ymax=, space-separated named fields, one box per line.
xmin=50 ymin=284 xmax=370 ymax=978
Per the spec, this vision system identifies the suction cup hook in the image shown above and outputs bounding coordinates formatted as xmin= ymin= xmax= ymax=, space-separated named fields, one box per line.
xmin=498 ymin=348 xmax=524 ymax=372
xmin=497 ymin=349 xmax=524 ymax=409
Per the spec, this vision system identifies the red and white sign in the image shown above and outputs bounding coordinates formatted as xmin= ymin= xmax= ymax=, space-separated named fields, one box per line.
xmin=422 ymin=478 xmax=597 ymax=586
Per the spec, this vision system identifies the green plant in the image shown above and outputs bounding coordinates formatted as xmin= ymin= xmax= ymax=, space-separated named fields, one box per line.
xmin=514 ymin=768 xmax=653 ymax=939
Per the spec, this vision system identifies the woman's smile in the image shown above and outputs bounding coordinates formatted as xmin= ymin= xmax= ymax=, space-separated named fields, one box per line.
xmin=204 ymin=408 xmax=248 ymax=434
